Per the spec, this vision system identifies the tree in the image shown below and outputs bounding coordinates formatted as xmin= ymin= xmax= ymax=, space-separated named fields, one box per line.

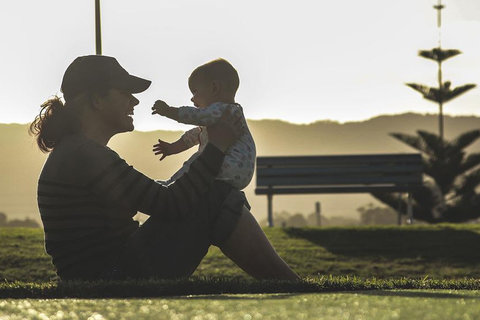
xmin=357 ymin=203 xmax=399 ymax=225
xmin=406 ymin=3 xmax=476 ymax=141
xmin=6 ymin=218 xmax=40 ymax=228
xmin=0 ymin=212 xmax=6 ymax=226
xmin=372 ymin=129 xmax=480 ymax=222
xmin=376 ymin=2 xmax=480 ymax=223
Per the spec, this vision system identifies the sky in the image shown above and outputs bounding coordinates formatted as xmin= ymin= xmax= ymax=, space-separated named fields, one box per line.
xmin=1 ymin=0 xmax=479 ymax=131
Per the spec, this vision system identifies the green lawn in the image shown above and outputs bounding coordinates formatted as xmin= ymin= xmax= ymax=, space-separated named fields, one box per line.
xmin=1 ymin=290 xmax=479 ymax=320
xmin=2 ymin=226 xmax=480 ymax=319
xmin=3 ymin=224 xmax=480 ymax=282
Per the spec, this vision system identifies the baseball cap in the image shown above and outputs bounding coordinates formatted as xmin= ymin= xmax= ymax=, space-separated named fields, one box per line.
xmin=61 ymin=55 xmax=151 ymax=100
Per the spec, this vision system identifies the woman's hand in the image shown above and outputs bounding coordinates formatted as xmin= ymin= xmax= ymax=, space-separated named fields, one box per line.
xmin=207 ymin=108 xmax=243 ymax=152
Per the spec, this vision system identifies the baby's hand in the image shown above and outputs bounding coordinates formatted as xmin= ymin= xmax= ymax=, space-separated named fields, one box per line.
xmin=152 ymin=100 xmax=170 ymax=116
xmin=152 ymin=138 xmax=173 ymax=161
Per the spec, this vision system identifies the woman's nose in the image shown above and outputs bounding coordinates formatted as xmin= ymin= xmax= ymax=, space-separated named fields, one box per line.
xmin=131 ymin=95 xmax=139 ymax=106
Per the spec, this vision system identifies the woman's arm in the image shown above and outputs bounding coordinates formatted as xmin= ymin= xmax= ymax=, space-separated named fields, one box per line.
xmin=86 ymin=142 xmax=224 ymax=219
xmin=84 ymin=113 xmax=241 ymax=219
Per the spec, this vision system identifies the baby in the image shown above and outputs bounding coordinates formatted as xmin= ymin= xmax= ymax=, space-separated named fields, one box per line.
xmin=152 ymin=58 xmax=256 ymax=190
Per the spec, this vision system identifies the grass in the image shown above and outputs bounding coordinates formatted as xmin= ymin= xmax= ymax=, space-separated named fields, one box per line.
xmin=2 ymin=225 xmax=480 ymax=318
xmin=1 ymin=290 xmax=480 ymax=320
xmin=3 ymin=224 xmax=480 ymax=283
xmin=2 ymin=277 xmax=480 ymax=299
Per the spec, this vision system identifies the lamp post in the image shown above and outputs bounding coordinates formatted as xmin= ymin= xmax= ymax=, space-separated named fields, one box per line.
xmin=95 ymin=0 xmax=102 ymax=55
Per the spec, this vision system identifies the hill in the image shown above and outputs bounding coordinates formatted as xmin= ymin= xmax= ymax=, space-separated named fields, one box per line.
xmin=1 ymin=113 xmax=480 ymax=224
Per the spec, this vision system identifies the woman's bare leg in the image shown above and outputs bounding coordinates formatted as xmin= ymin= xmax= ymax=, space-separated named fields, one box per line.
xmin=219 ymin=206 xmax=300 ymax=280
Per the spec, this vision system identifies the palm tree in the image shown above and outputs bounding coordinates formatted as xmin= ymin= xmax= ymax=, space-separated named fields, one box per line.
xmin=372 ymin=130 xmax=480 ymax=222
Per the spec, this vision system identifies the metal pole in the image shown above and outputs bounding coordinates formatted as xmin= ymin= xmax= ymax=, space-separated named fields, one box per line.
xmin=438 ymin=61 xmax=444 ymax=141
xmin=434 ymin=0 xmax=445 ymax=141
xmin=435 ymin=0 xmax=443 ymax=48
xmin=315 ymin=201 xmax=321 ymax=226
xmin=95 ymin=0 xmax=102 ymax=55
xmin=407 ymin=193 xmax=414 ymax=224
xmin=267 ymin=194 xmax=273 ymax=227
xmin=397 ymin=193 xmax=402 ymax=226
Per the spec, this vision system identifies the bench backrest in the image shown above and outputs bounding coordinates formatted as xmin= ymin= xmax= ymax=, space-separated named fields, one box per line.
xmin=255 ymin=153 xmax=423 ymax=194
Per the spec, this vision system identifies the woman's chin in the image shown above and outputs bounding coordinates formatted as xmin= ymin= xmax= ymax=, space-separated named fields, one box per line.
xmin=116 ymin=117 xmax=135 ymax=133
xmin=126 ymin=116 xmax=135 ymax=130
xmin=124 ymin=121 xmax=135 ymax=132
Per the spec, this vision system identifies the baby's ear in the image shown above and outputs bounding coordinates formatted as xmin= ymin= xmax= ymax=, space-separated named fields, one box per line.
xmin=211 ymin=80 xmax=222 ymax=95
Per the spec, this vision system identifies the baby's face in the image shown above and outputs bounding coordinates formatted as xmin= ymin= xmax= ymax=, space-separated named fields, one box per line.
xmin=188 ymin=76 xmax=216 ymax=109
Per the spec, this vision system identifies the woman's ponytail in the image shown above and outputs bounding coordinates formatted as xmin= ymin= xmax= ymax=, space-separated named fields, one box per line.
xmin=29 ymin=96 xmax=78 ymax=153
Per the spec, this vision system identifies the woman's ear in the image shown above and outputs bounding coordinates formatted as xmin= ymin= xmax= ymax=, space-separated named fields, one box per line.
xmin=90 ymin=93 xmax=103 ymax=110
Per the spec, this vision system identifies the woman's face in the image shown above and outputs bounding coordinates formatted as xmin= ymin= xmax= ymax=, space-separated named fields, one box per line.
xmin=95 ymin=88 xmax=139 ymax=134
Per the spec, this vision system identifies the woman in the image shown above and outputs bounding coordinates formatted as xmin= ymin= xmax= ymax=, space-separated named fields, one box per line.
xmin=30 ymin=55 xmax=299 ymax=281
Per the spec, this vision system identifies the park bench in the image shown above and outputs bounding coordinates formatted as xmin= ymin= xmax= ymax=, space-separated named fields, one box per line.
xmin=255 ymin=153 xmax=423 ymax=226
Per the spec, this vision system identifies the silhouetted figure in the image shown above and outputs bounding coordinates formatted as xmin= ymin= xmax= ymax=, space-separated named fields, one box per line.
xmin=152 ymin=58 xmax=256 ymax=191
xmin=30 ymin=55 xmax=298 ymax=281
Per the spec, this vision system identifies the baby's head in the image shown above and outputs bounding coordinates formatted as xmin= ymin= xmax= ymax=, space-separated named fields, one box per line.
xmin=188 ymin=58 xmax=239 ymax=108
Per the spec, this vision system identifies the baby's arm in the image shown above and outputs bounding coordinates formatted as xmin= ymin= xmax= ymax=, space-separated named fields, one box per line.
xmin=177 ymin=103 xmax=234 ymax=126
xmin=152 ymin=100 xmax=180 ymax=121
xmin=152 ymin=127 xmax=201 ymax=161
xmin=152 ymin=138 xmax=187 ymax=161
xmin=153 ymin=101 xmax=239 ymax=127
xmin=181 ymin=127 xmax=202 ymax=148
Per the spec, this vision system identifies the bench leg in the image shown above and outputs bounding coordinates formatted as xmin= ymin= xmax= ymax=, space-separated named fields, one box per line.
xmin=397 ymin=193 xmax=402 ymax=226
xmin=267 ymin=194 xmax=273 ymax=227
xmin=407 ymin=192 xmax=414 ymax=224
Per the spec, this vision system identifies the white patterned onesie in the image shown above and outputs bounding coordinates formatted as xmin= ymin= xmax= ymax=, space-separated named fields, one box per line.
xmin=161 ymin=102 xmax=256 ymax=190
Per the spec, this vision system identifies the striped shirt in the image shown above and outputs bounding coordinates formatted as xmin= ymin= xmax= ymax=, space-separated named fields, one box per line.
xmin=37 ymin=134 xmax=224 ymax=280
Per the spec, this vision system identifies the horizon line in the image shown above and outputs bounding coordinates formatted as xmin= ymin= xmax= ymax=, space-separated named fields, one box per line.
xmin=2 ymin=111 xmax=480 ymax=132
